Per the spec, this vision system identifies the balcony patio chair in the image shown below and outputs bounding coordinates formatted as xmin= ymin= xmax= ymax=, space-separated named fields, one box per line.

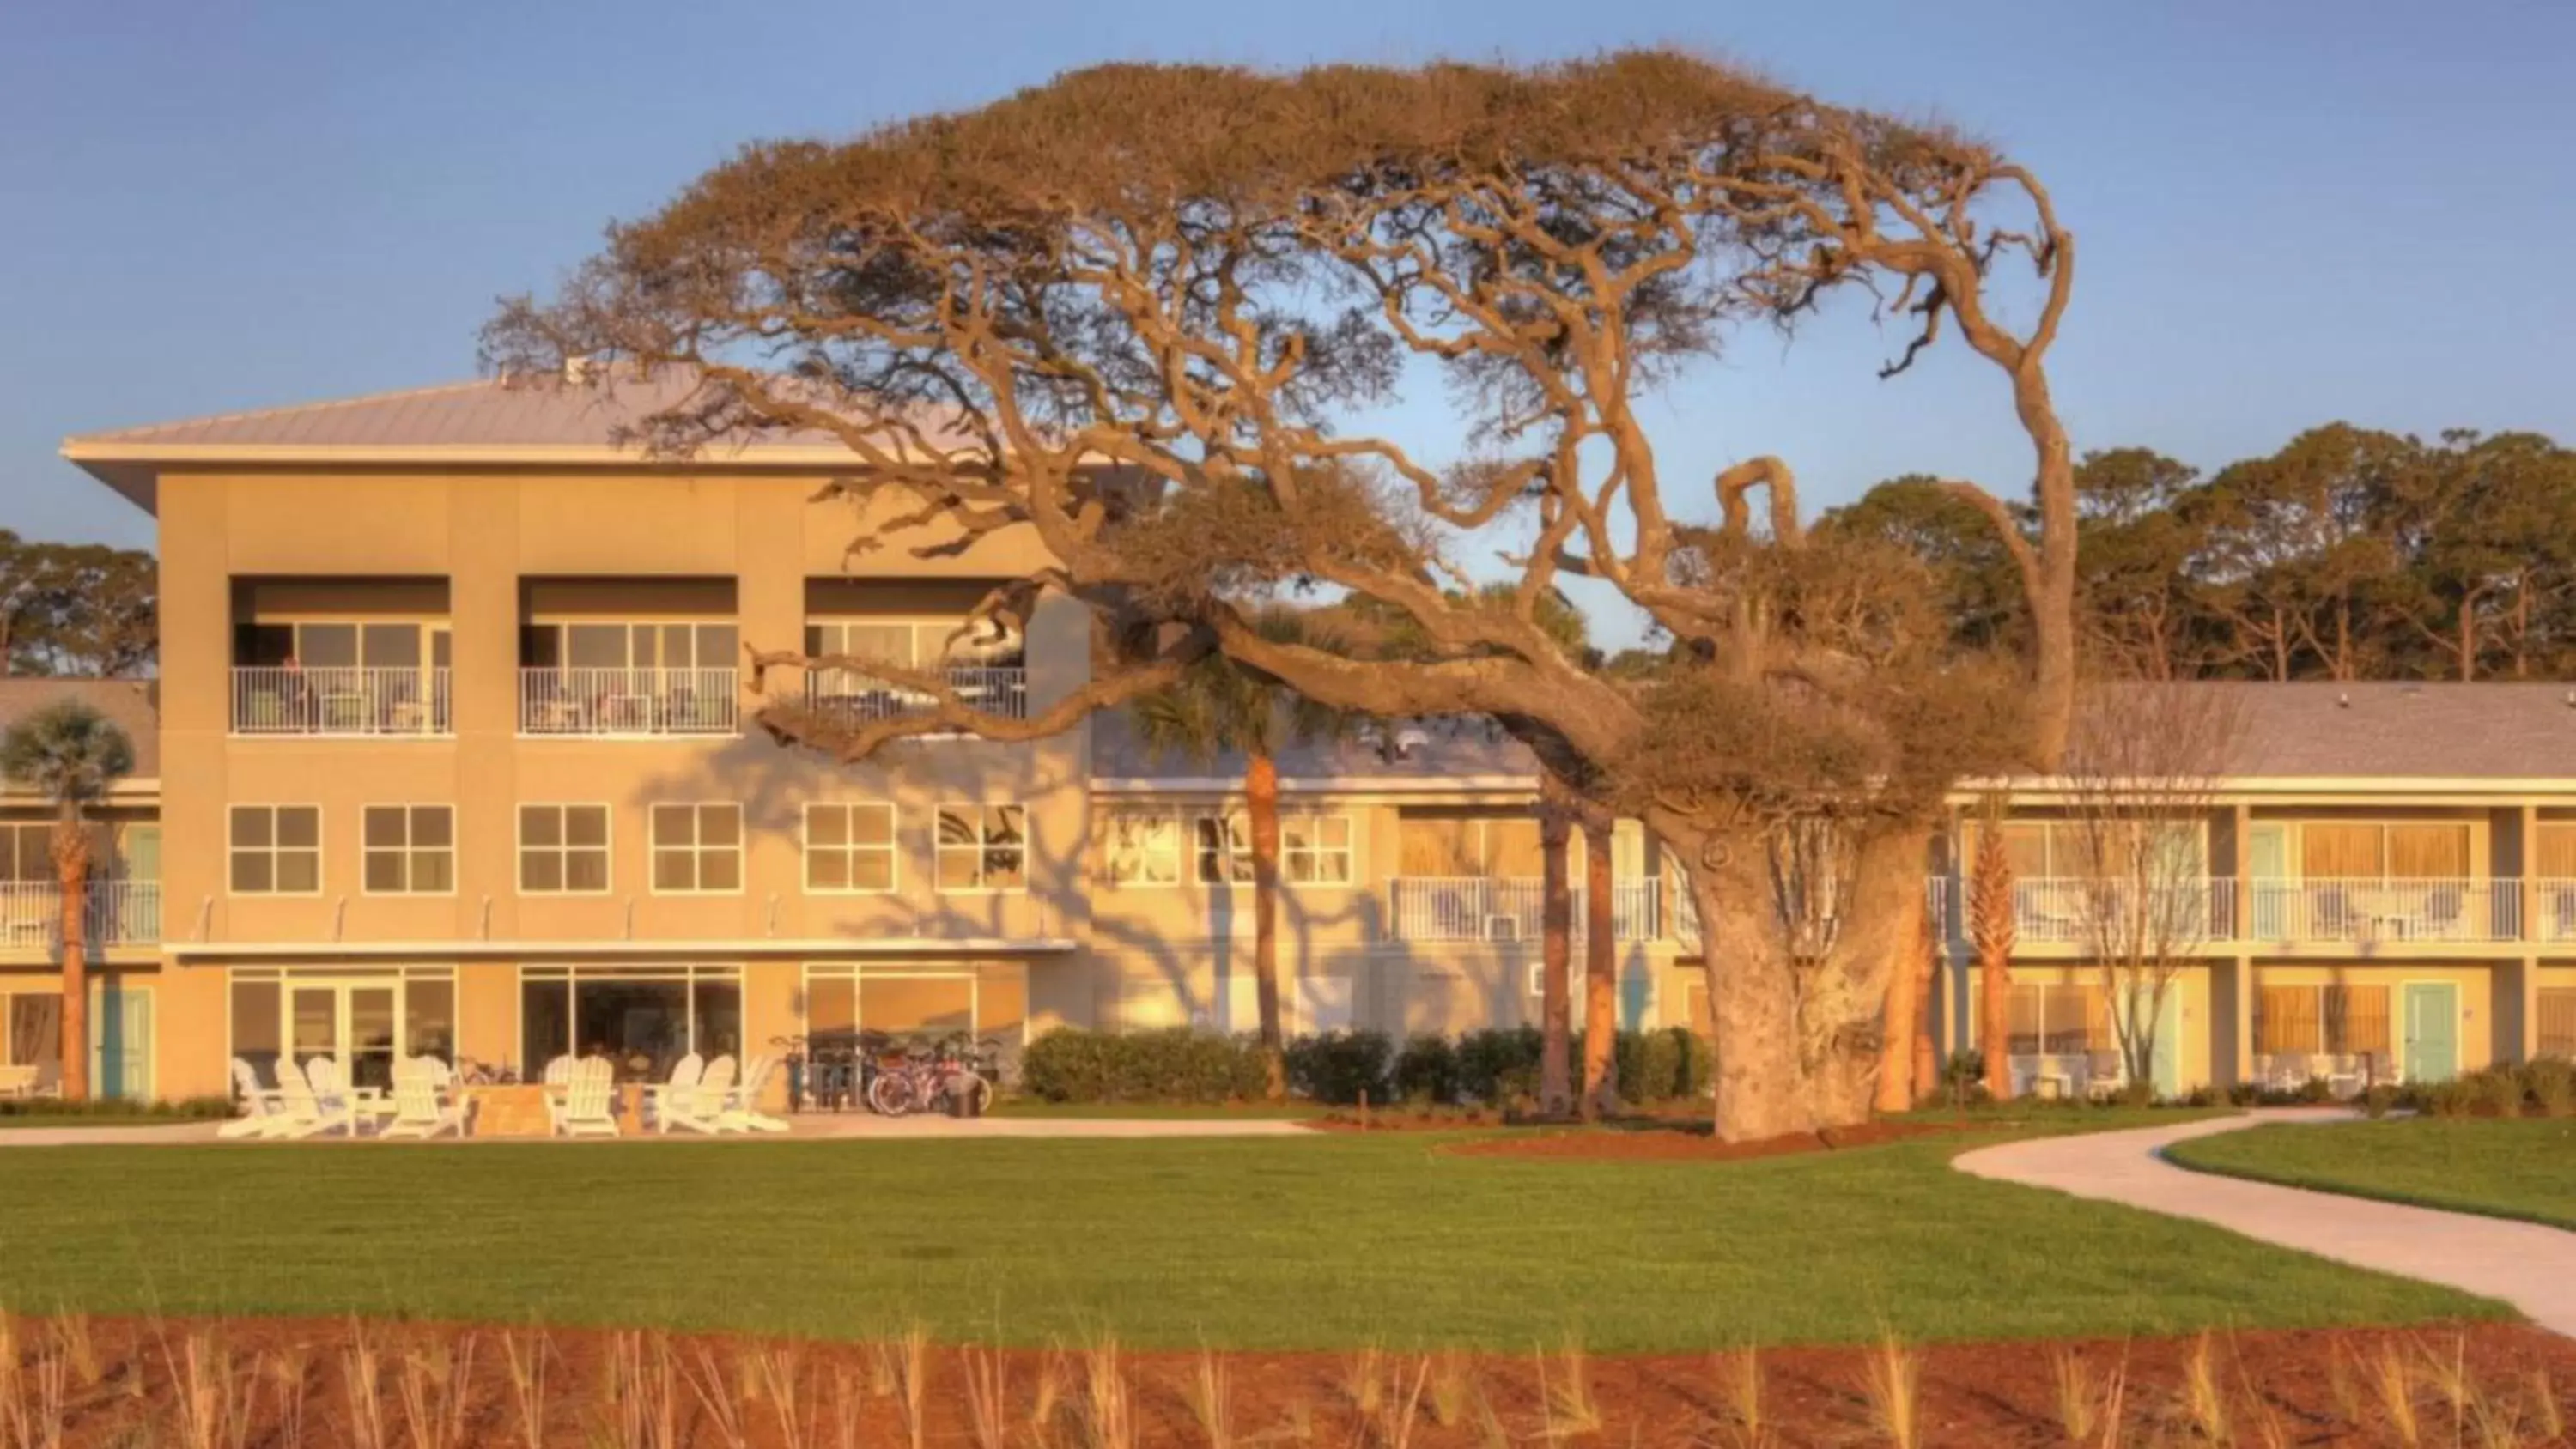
xmin=271 ymin=1058 xmax=357 ymax=1140
xmin=217 ymin=1058 xmax=289 ymax=1139
xmin=661 ymin=1054 xmax=736 ymax=1135
xmin=379 ymin=1059 xmax=465 ymax=1140
xmin=639 ymin=1052 xmax=704 ymax=1133
xmin=555 ymin=1058 xmax=621 ymax=1138
xmin=717 ymin=1053 xmax=791 ymax=1134
xmin=2081 ymin=1050 xmax=2127 ymax=1101
xmin=0 ymin=1064 xmax=54 ymax=1100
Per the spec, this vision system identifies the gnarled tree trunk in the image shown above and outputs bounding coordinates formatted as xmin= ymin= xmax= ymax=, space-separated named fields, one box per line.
xmin=1580 ymin=815 xmax=1618 ymax=1120
xmin=1873 ymin=882 xmax=1925 ymax=1113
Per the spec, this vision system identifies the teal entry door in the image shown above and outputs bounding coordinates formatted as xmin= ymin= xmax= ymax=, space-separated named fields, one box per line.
xmin=2402 ymin=981 xmax=2459 ymax=1084
xmin=88 ymin=979 xmax=155 ymax=1100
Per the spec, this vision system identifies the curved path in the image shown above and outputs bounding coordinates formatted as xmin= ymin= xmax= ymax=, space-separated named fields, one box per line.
xmin=1956 ymin=1110 xmax=2576 ymax=1337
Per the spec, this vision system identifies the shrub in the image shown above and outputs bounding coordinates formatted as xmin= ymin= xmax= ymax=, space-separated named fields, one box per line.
xmin=2523 ymin=1057 xmax=2575 ymax=1119
xmin=2224 ymin=1082 xmax=2264 ymax=1108
xmin=1018 ymin=1028 xmax=1268 ymax=1103
xmin=2360 ymin=1084 xmax=2399 ymax=1119
xmin=1455 ymin=1027 xmax=1545 ymax=1106
xmin=2476 ymin=1064 xmax=2530 ymax=1119
xmin=1285 ymin=1030 xmax=1394 ymax=1105
xmin=1617 ymin=1027 xmax=1713 ymax=1104
xmin=1390 ymin=1034 xmax=1461 ymax=1106
xmin=0 ymin=1095 xmax=234 ymax=1121
xmin=2427 ymin=1079 xmax=2479 ymax=1119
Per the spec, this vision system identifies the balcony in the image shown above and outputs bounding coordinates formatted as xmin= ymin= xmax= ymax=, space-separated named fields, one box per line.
xmin=518 ymin=668 xmax=739 ymax=737
xmin=0 ymin=880 xmax=161 ymax=949
xmin=802 ymin=667 xmax=1030 ymax=725
xmin=2246 ymin=878 xmax=2521 ymax=945
xmin=231 ymin=666 xmax=452 ymax=737
xmin=1984 ymin=878 xmax=2238 ymax=946
xmin=1387 ymin=877 xmax=1662 ymax=943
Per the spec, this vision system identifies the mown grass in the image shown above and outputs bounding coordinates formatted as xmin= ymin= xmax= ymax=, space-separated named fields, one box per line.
xmin=0 ymin=1121 xmax=2502 ymax=1349
xmin=981 ymin=1097 xmax=1325 ymax=1120
xmin=2166 ymin=1117 xmax=2576 ymax=1232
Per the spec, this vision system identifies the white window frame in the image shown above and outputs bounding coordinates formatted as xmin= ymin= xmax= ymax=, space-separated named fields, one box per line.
xmin=0 ymin=822 xmax=52 ymax=885
xmin=1102 ymin=807 xmax=1184 ymax=888
xmin=227 ymin=804 xmax=323 ymax=897
xmin=805 ymin=616 xmax=1024 ymax=669
xmin=648 ymin=802 xmax=745 ymax=895
xmin=517 ymin=803 xmax=613 ymax=896
xmin=802 ymin=803 xmax=898 ymax=895
xmin=526 ymin=617 xmax=740 ymax=671
xmin=1190 ymin=810 xmax=1358 ymax=886
xmin=360 ymin=803 xmax=456 ymax=896
xmin=1194 ymin=812 xmax=1253 ymax=884
xmin=935 ymin=803 xmax=1028 ymax=894
xmin=1281 ymin=813 xmax=1357 ymax=886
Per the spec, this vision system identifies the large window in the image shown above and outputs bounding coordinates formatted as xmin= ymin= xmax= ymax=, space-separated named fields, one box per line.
xmin=936 ymin=805 xmax=1026 ymax=892
xmin=227 ymin=968 xmax=455 ymax=1094
xmin=2 ymin=991 xmax=60 ymax=1088
xmin=805 ymin=803 xmax=896 ymax=893
xmin=805 ymin=617 xmax=1024 ymax=670
xmin=520 ymin=966 xmax=743 ymax=1084
xmin=1981 ymin=818 xmax=2206 ymax=880
xmin=649 ymin=803 xmax=743 ymax=894
xmin=2004 ymin=983 xmax=2111 ymax=1058
xmin=2298 ymin=822 xmax=2470 ymax=880
xmin=1186 ymin=811 xmax=1358 ymax=885
xmin=1103 ymin=809 xmax=1184 ymax=887
xmin=228 ymin=805 xmax=321 ymax=894
xmin=524 ymin=620 xmax=738 ymax=671
xmin=361 ymin=805 xmax=454 ymax=894
xmin=519 ymin=804 xmax=611 ymax=894
xmin=2541 ymin=989 xmax=2576 ymax=1059
xmin=2256 ymin=984 xmax=2393 ymax=1057
xmin=0 ymin=822 xmax=54 ymax=884
xmin=1194 ymin=815 xmax=1252 ymax=884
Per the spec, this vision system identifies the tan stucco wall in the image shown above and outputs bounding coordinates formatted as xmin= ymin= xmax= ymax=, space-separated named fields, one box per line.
xmin=2250 ymin=961 xmax=2500 ymax=1076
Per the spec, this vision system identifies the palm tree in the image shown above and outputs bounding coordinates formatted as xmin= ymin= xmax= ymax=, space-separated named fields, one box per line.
xmin=1969 ymin=798 xmax=2020 ymax=1101
xmin=1 ymin=700 xmax=135 ymax=1102
xmin=1131 ymin=619 xmax=1342 ymax=1100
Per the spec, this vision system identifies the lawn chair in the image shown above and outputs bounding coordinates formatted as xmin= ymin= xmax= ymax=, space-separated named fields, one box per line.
xmin=639 ymin=1052 xmax=704 ymax=1133
xmin=380 ymin=1058 xmax=465 ymax=1140
xmin=554 ymin=1058 xmax=620 ymax=1138
xmin=717 ymin=1053 xmax=791 ymax=1133
xmin=217 ymin=1057 xmax=289 ymax=1139
xmin=273 ymin=1058 xmax=356 ymax=1139
xmin=662 ymin=1053 xmax=735 ymax=1135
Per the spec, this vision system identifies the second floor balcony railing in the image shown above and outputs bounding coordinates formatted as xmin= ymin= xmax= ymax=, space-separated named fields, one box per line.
xmin=231 ymin=667 xmax=452 ymax=736
xmin=1985 ymin=877 xmax=2239 ymax=946
xmin=2248 ymin=877 xmax=2521 ymax=944
xmin=803 ymin=667 xmax=1030 ymax=724
xmin=519 ymin=667 xmax=738 ymax=737
xmin=1388 ymin=876 xmax=1662 ymax=943
xmin=0 ymin=880 xmax=161 ymax=949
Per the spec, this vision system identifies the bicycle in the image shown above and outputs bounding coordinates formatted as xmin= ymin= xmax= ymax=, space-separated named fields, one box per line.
xmin=865 ymin=1034 xmax=1001 ymax=1117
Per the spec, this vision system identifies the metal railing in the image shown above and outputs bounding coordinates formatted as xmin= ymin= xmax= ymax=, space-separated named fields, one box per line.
xmin=1387 ymin=877 xmax=1662 ymax=942
xmin=2246 ymin=877 xmax=2520 ymax=944
xmin=0 ymin=880 xmax=161 ymax=949
xmin=231 ymin=667 xmax=451 ymax=736
xmin=518 ymin=668 xmax=738 ymax=736
xmin=2531 ymin=880 xmax=2576 ymax=941
xmin=803 ymin=667 xmax=1029 ymax=724
xmin=1983 ymin=877 xmax=2238 ymax=946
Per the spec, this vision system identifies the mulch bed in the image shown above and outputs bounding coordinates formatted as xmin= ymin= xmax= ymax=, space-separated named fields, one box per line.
xmin=9 ymin=1313 xmax=2571 ymax=1446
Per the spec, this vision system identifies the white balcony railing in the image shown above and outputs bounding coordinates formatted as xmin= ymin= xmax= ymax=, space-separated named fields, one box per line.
xmin=1387 ymin=877 xmax=1661 ymax=943
xmin=518 ymin=668 xmax=738 ymax=736
xmin=803 ymin=667 xmax=1029 ymax=724
xmin=2535 ymin=880 xmax=2576 ymax=942
xmin=0 ymin=880 xmax=161 ymax=949
xmin=231 ymin=667 xmax=451 ymax=736
xmin=1982 ymin=877 xmax=2238 ymax=946
xmin=2246 ymin=877 xmax=2520 ymax=944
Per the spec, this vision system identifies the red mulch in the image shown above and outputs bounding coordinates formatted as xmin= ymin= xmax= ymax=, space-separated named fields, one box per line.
xmin=11 ymin=1314 xmax=2572 ymax=1447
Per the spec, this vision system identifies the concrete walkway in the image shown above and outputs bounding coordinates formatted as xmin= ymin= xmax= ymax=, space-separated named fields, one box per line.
xmin=0 ymin=1114 xmax=1316 ymax=1147
xmin=1956 ymin=1110 xmax=2576 ymax=1337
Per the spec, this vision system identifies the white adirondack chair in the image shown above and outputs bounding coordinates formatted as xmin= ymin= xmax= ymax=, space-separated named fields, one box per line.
xmin=555 ymin=1057 xmax=620 ymax=1138
xmin=662 ymin=1053 xmax=734 ymax=1135
xmin=380 ymin=1059 xmax=465 ymax=1140
xmin=218 ymin=1058 xmax=289 ymax=1139
xmin=717 ymin=1053 xmax=791 ymax=1133
xmin=273 ymin=1058 xmax=356 ymax=1140
xmin=640 ymin=1052 xmax=704 ymax=1134
xmin=542 ymin=1055 xmax=575 ymax=1087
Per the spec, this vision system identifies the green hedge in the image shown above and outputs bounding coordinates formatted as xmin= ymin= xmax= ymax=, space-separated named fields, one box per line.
xmin=1019 ymin=1026 xmax=1711 ymax=1107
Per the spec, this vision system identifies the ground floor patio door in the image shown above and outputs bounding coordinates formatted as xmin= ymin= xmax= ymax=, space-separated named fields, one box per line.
xmin=286 ymin=980 xmax=400 ymax=1092
xmin=2401 ymin=981 xmax=2459 ymax=1083
xmin=88 ymin=979 xmax=152 ymax=1100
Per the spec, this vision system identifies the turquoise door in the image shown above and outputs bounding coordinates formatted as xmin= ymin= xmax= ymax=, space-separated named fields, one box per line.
xmin=2249 ymin=823 xmax=2288 ymax=940
xmin=88 ymin=979 xmax=154 ymax=1100
xmin=2402 ymin=982 xmax=2459 ymax=1084
xmin=2116 ymin=986 xmax=2186 ymax=1100
xmin=120 ymin=826 xmax=161 ymax=943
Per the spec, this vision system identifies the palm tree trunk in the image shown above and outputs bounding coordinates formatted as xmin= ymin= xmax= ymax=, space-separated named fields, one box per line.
xmin=1246 ymin=753 xmax=1286 ymax=1101
xmin=1539 ymin=803 xmax=1573 ymax=1118
xmin=1911 ymin=902 xmax=1941 ymax=1101
xmin=1580 ymin=815 xmax=1617 ymax=1120
xmin=54 ymin=815 xmax=88 ymax=1102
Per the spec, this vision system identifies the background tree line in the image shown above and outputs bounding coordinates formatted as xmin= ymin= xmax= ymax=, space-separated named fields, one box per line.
xmin=0 ymin=530 xmax=155 ymax=677
xmin=1822 ymin=425 xmax=2576 ymax=683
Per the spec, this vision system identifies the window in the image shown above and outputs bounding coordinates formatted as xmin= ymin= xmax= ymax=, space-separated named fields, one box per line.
xmin=2256 ymin=984 xmax=2393 ymax=1057
xmin=651 ymin=803 xmax=743 ymax=893
xmin=519 ymin=965 xmax=742 ymax=1083
xmin=3 ymin=992 xmax=60 ymax=1084
xmin=361 ymin=805 xmax=454 ymax=894
xmin=1194 ymin=814 xmax=1252 ymax=884
xmin=937 ymin=805 xmax=1025 ymax=891
xmin=2003 ymin=983 xmax=2111 ymax=1058
xmin=1283 ymin=815 xmax=1355 ymax=884
xmin=228 ymin=806 xmax=321 ymax=894
xmin=0 ymin=823 xmax=53 ymax=884
xmin=1982 ymin=819 xmax=2204 ymax=880
xmin=2539 ymin=989 xmax=2576 ymax=1059
xmin=2297 ymin=822 xmax=2470 ymax=880
xmin=805 ymin=803 xmax=896 ymax=893
xmin=805 ymin=617 xmax=1024 ymax=670
xmin=1103 ymin=809 xmax=1182 ymax=886
xmin=524 ymin=620 xmax=738 ymax=671
xmin=519 ymin=804 xmax=611 ymax=894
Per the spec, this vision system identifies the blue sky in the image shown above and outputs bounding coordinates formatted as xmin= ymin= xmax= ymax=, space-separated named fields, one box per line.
xmin=5 ymin=0 xmax=2571 ymax=579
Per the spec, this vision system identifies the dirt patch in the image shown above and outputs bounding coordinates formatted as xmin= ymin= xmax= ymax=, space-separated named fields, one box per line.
xmin=1443 ymin=1118 xmax=1965 ymax=1161
xmin=9 ymin=1314 xmax=2569 ymax=1447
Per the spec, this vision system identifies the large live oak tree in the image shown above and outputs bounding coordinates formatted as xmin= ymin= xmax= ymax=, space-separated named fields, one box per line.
xmin=489 ymin=52 xmax=2078 ymax=1140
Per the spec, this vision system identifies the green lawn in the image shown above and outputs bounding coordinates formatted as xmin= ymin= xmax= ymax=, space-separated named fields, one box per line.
xmin=2166 ymin=1118 xmax=2576 ymax=1232
xmin=982 ymin=1098 xmax=1324 ymax=1120
xmin=0 ymin=1128 xmax=2500 ymax=1351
